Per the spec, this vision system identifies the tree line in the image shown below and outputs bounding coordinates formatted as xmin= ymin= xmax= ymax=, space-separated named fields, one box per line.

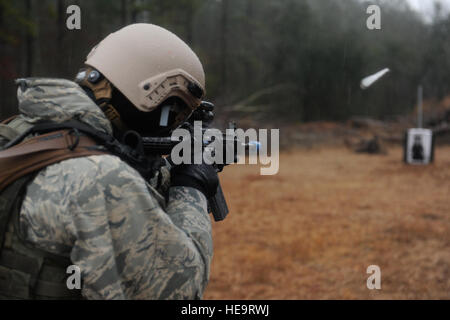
xmin=1 ymin=0 xmax=450 ymax=123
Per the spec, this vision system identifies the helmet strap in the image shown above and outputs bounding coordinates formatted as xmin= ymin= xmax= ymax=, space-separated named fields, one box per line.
xmin=99 ymin=103 xmax=129 ymax=134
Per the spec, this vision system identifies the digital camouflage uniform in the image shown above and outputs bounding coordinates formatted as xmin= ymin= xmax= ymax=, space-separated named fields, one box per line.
xmin=0 ymin=78 xmax=213 ymax=299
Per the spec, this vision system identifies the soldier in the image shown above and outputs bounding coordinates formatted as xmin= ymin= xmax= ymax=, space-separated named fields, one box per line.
xmin=0 ymin=24 xmax=217 ymax=299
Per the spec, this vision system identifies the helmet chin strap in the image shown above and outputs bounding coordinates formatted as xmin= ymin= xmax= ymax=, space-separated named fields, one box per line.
xmin=75 ymin=67 xmax=129 ymax=135
xmin=99 ymin=103 xmax=130 ymax=134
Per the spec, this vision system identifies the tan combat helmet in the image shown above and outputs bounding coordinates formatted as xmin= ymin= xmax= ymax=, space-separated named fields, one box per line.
xmin=85 ymin=23 xmax=205 ymax=113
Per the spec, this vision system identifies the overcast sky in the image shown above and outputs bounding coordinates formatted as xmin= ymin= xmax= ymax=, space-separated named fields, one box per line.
xmin=406 ymin=0 xmax=450 ymax=20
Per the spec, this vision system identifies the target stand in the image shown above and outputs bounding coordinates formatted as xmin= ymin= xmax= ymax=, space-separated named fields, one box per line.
xmin=403 ymin=128 xmax=435 ymax=165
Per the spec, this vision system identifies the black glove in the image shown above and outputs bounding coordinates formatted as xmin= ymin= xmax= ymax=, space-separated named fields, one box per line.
xmin=171 ymin=164 xmax=219 ymax=199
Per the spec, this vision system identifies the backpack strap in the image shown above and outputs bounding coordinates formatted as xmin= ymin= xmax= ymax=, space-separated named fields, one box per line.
xmin=0 ymin=129 xmax=108 ymax=193
xmin=0 ymin=115 xmax=18 ymax=125
xmin=0 ymin=119 xmax=164 ymax=193
xmin=4 ymin=120 xmax=163 ymax=180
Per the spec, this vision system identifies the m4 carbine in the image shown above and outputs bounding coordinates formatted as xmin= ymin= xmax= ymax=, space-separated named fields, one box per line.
xmin=142 ymin=101 xmax=259 ymax=222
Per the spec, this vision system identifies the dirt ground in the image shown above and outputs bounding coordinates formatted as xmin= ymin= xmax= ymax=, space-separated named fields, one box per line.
xmin=204 ymin=146 xmax=450 ymax=300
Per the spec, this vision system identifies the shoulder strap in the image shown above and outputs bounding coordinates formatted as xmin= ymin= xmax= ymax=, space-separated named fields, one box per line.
xmin=0 ymin=115 xmax=18 ymax=125
xmin=0 ymin=129 xmax=109 ymax=193
xmin=0 ymin=119 xmax=163 ymax=191
xmin=13 ymin=120 xmax=164 ymax=180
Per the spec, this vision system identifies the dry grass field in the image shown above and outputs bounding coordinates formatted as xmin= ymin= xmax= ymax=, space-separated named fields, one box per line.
xmin=204 ymin=146 xmax=450 ymax=300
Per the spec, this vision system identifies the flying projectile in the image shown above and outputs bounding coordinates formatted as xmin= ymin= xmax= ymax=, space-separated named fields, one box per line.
xmin=360 ymin=68 xmax=390 ymax=90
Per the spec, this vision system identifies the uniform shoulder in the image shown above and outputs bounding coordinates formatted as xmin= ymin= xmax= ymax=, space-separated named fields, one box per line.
xmin=56 ymin=154 xmax=145 ymax=190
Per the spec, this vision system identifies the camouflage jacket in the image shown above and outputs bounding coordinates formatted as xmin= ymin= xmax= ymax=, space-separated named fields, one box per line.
xmin=5 ymin=78 xmax=213 ymax=299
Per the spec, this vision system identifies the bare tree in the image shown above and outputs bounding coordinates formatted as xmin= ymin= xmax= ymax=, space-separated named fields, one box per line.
xmin=121 ymin=0 xmax=128 ymax=26
xmin=24 ymin=0 xmax=33 ymax=77
xmin=56 ymin=0 xmax=66 ymax=75
xmin=220 ymin=0 xmax=228 ymax=98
